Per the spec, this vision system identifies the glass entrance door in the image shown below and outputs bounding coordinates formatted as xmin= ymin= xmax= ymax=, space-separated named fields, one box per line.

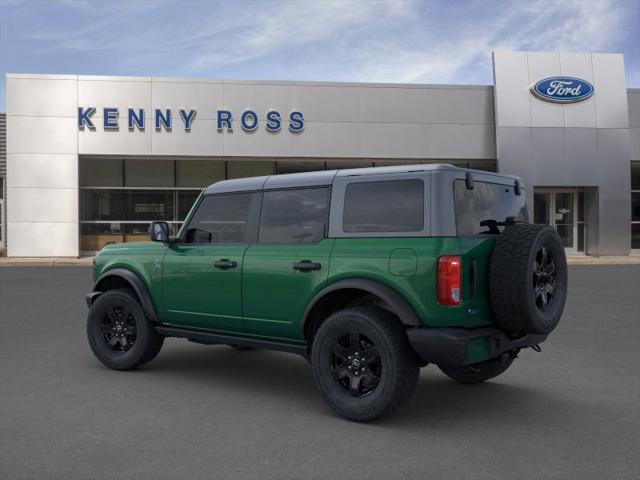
xmin=534 ymin=189 xmax=579 ymax=253
xmin=554 ymin=192 xmax=575 ymax=252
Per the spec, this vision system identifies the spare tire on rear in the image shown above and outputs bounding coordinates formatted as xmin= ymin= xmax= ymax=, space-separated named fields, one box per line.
xmin=489 ymin=224 xmax=567 ymax=337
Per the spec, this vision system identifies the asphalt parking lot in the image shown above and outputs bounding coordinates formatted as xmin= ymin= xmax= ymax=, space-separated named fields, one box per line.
xmin=1 ymin=265 xmax=639 ymax=480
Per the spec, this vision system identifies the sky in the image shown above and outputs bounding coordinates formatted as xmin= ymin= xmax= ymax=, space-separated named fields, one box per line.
xmin=0 ymin=0 xmax=638 ymax=111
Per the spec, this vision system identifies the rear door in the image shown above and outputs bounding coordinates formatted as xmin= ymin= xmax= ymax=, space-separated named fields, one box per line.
xmin=453 ymin=178 xmax=528 ymax=326
xmin=242 ymin=187 xmax=333 ymax=340
xmin=162 ymin=192 xmax=260 ymax=332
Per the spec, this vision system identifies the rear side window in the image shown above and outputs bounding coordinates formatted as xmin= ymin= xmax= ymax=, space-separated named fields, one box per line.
xmin=343 ymin=179 xmax=424 ymax=233
xmin=259 ymin=188 xmax=329 ymax=244
xmin=184 ymin=192 xmax=259 ymax=244
xmin=454 ymin=180 xmax=528 ymax=235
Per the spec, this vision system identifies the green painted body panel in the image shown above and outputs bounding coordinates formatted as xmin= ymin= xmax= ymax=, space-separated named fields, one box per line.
xmin=242 ymin=239 xmax=334 ymax=341
xmin=92 ymin=235 xmax=497 ymax=341
xmin=162 ymin=244 xmax=248 ymax=331
xmin=328 ymin=237 xmax=493 ymax=329
xmin=457 ymin=236 xmax=497 ymax=327
xmin=93 ymin=241 xmax=167 ymax=313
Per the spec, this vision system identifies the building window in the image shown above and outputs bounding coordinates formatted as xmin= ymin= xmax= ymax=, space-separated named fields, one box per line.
xmin=632 ymin=162 xmax=640 ymax=250
xmin=79 ymin=158 xmax=228 ymax=252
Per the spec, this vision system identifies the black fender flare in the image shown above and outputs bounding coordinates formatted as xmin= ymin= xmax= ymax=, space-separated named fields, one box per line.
xmin=301 ymin=278 xmax=422 ymax=337
xmin=90 ymin=268 xmax=160 ymax=323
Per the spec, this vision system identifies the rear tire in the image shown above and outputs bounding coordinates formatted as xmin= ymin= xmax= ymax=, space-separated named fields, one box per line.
xmin=438 ymin=354 xmax=515 ymax=384
xmin=311 ymin=307 xmax=419 ymax=422
xmin=87 ymin=289 xmax=164 ymax=370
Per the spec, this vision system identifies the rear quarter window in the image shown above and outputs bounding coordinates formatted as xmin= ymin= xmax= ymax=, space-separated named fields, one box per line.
xmin=454 ymin=180 xmax=527 ymax=235
xmin=343 ymin=179 xmax=424 ymax=233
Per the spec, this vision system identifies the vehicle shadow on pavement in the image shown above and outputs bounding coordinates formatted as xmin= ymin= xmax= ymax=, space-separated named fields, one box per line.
xmin=387 ymin=373 xmax=562 ymax=429
xmin=140 ymin=342 xmax=321 ymax=399
xmin=127 ymin=341 xmax=573 ymax=426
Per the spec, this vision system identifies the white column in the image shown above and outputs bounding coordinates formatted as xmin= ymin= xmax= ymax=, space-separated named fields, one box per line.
xmin=6 ymin=74 xmax=79 ymax=257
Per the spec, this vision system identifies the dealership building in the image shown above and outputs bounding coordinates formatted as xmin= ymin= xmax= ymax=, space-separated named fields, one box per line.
xmin=1 ymin=51 xmax=639 ymax=257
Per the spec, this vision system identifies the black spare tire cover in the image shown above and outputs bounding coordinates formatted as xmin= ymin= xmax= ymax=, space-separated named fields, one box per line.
xmin=489 ymin=224 xmax=567 ymax=337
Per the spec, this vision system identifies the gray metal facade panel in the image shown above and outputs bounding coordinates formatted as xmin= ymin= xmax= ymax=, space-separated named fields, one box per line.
xmin=628 ymin=90 xmax=640 ymax=160
xmin=597 ymin=198 xmax=631 ymax=254
xmin=531 ymin=127 xmax=568 ymax=185
xmin=564 ymin=128 xmax=599 ymax=186
xmin=597 ymin=129 xmax=631 ymax=199
xmin=0 ymin=113 xmax=5 ymax=176
xmin=493 ymin=52 xmax=632 ymax=255
xmin=628 ymin=90 xmax=640 ymax=127
xmin=630 ymin=127 xmax=640 ymax=161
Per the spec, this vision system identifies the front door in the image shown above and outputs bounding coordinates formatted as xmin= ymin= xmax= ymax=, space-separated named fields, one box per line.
xmin=534 ymin=189 xmax=579 ymax=253
xmin=162 ymin=191 xmax=260 ymax=332
xmin=163 ymin=244 xmax=249 ymax=331
xmin=242 ymin=187 xmax=332 ymax=341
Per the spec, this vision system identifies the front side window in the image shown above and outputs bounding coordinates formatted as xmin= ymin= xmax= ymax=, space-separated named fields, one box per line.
xmin=259 ymin=188 xmax=329 ymax=244
xmin=184 ymin=192 xmax=259 ymax=244
xmin=454 ymin=180 xmax=528 ymax=235
xmin=343 ymin=179 xmax=424 ymax=233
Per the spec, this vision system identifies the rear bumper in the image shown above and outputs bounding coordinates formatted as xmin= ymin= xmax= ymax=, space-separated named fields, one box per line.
xmin=406 ymin=326 xmax=547 ymax=367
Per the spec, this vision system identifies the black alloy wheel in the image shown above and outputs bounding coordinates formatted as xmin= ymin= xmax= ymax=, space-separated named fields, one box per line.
xmin=331 ymin=332 xmax=382 ymax=398
xmin=311 ymin=306 xmax=419 ymax=422
xmin=100 ymin=305 xmax=137 ymax=352
xmin=87 ymin=289 xmax=164 ymax=370
xmin=532 ymin=246 xmax=556 ymax=312
xmin=489 ymin=223 xmax=567 ymax=336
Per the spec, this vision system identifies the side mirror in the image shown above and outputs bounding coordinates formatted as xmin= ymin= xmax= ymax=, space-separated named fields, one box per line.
xmin=150 ymin=221 xmax=170 ymax=243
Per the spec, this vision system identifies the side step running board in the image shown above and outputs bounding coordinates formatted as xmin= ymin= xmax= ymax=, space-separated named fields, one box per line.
xmin=156 ymin=326 xmax=308 ymax=357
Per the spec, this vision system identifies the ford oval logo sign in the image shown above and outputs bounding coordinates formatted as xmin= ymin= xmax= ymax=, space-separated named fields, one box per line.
xmin=531 ymin=77 xmax=594 ymax=103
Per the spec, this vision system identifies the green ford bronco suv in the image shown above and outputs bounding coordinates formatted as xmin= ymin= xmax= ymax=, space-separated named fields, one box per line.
xmin=86 ymin=164 xmax=567 ymax=421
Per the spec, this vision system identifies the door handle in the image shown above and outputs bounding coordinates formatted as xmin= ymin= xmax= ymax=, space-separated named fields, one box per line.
xmin=214 ymin=259 xmax=237 ymax=269
xmin=293 ymin=261 xmax=321 ymax=272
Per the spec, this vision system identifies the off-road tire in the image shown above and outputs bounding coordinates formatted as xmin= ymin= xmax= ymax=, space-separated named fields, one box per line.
xmin=87 ymin=289 xmax=164 ymax=370
xmin=439 ymin=353 xmax=515 ymax=384
xmin=490 ymin=224 xmax=567 ymax=337
xmin=311 ymin=307 xmax=419 ymax=422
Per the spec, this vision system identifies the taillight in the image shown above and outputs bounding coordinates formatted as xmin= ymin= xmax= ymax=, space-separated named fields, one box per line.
xmin=437 ymin=256 xmax=462 ymax=306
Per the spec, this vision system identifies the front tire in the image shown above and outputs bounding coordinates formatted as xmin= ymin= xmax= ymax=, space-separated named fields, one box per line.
xmin=311 ymin=307 xmax=419 ymax=422
xmin=438 ymin=353 xmax=515 ymax=384
xmin=87 ymin=289 xmax=164 ymax=370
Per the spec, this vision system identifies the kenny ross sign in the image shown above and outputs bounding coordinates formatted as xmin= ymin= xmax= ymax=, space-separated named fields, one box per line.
xmin=77 ymin=107 xmax=304 ymax=133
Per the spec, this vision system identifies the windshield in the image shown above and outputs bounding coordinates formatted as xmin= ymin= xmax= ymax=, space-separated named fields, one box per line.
xmin=454 ymin=179 xmax=528 ymax=235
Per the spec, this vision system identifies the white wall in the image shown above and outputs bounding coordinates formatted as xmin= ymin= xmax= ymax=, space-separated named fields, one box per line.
xmin=6 ymin=74 xmax=79 ymax=257
xmin=6 ymin=74 xmax=496 ymax=257
xmin=73 ymin=76 xmax=495 ymax=159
